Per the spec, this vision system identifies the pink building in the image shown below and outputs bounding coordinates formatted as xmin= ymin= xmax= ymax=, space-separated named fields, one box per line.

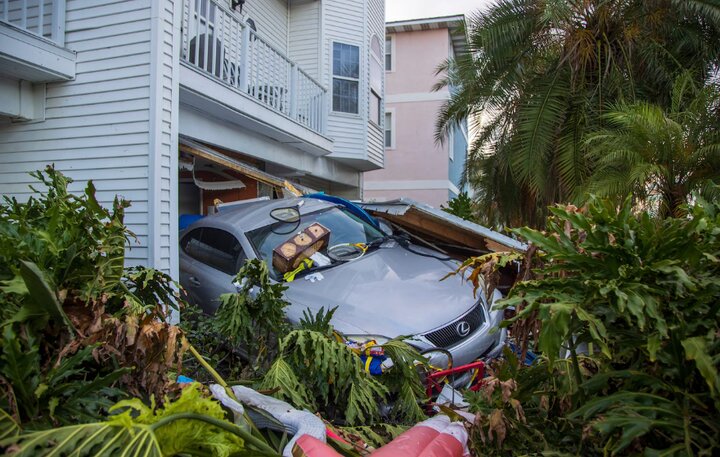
xmin=363 ymin=15 xmax=468 ymax=209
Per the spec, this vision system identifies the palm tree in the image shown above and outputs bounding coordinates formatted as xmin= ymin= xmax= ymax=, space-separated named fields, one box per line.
xmin=583 ymin=75 xmax=720 ymax=217
xmin=436 ymin=0 xmax=720 ymax=227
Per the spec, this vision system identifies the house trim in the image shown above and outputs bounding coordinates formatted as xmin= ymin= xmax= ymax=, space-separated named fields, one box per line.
xmin=180 ymin=63 xmax=333 ymax=155
xmin=364 ymin=179 xmax=460 ymax=195
xmin=0 ymin=22 xmax=76 ymax=82
xmin=386 ymin=91 xmax=449 ymax=103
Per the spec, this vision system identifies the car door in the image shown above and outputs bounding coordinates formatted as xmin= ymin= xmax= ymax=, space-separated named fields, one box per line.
xmin=180 ymin=227 xmax=246 ymax=313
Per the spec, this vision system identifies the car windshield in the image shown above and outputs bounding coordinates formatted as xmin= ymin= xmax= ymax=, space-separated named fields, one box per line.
xmin=247 ymin=206 xmax=385 ymax=280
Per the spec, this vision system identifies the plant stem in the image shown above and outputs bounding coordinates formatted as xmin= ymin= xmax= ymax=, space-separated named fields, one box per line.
xmin=683 ymin=396 xmax=692 ymax=456
xmin=150 ymin=412 xmax=278 ymax=455
xmin=185 ymin=338 xmax=268 ymax=444
xmin=568 ymin=342 xmax=585 ymax=402
xmin=187 ymin=341 xmax=231 ymax=392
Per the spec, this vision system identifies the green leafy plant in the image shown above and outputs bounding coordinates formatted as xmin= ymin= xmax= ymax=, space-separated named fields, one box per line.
xmin=441 ymin=192 xmax=476 ymax=221
xmin=434 ymin=0 xmax=720 ymax=228
xmin=260 ymin=323 xmax=428 ymax=426
xmin=260 ymin=329 xmax=388 ymax=425
xmin=214 ymin=259 xmax=290 ymax=367
xmin=454 ymin=195 xmax=720 ymax=455
xmin=0 ymin=168 xmax=189 ymax=428
xmin=0 ymin=384 xmax=276 ymax=456
xmin=298 ymin=306 xmax=337 ymax=337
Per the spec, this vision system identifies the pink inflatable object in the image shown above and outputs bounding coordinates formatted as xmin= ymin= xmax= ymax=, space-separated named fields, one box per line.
xmin=371 ymin=415 xmax=470 ymax=457
xmin=292 ymin=416 xmax=470 ymax=457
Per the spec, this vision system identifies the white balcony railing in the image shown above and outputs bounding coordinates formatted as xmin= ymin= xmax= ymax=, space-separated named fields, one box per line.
xmin=181 ymin=0 xmax=327 ymax=136
xmin=1 ymin=0 xmax=65 ymax=46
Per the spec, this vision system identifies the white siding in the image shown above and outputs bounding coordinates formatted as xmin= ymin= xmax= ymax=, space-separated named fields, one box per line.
xmin=239 ymin=0 xmax=288 ymax=55
xmin=323 ymin=0 xmax=366 ymax=159
xmin=366 ymin=0 xmax=384 ymax=167
xmin=367 ymin=123 xmax=383 ymax=166
xmin=148 ymin=0 xmax=180 ymax=275
xmin=0 ymin=0 xmax=180 ymax=277
xmin=288 ymin=0 xmax=320 ymax=80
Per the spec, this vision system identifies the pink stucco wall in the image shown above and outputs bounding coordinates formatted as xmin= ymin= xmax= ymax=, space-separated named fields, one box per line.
xmin=364 ymin=28 xmax=452 ymax=209
xmin=386 ymin=28 xmax=449 ymax=95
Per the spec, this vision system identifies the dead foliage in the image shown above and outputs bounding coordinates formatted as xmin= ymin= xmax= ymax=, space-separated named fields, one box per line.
xmin=60 ymin=293 xmax=188 ymax=401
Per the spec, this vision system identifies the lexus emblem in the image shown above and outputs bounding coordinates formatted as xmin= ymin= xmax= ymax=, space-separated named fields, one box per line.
xmin=455 ymin=321 xmax=471 ymax=337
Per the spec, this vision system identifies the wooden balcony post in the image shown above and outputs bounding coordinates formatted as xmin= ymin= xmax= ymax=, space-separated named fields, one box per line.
xmin=51 ymin=0 xmax=66 ymax=46
xmin=238 ymin=24 xmax=250 ymax=93
xmin=289 ymin=63 xmax=298 ymax=118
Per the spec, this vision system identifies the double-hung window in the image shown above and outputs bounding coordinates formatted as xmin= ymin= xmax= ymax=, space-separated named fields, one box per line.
xmin=369 ymin=35 xmax=383 ymax=125
xmin=385 ymin=36 xmax=392 ymax=71
xmin=332 ymin=42 xmax=360 ymax=114
xmin=384 ymin=112 xmax=393 ymax=148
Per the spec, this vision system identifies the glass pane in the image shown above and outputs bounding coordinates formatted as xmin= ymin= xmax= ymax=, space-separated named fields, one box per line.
xmin=247 ymin=207 xmax=384 ymax=280
xmin=385 ymin=37 xmax=392 ymax=71
xmin=333 ymin=42 xmax=359 ymax=78
xmin=184 ymin=227 xmax=244 ymax=275
xmin=333 ymin=78 xmax=359 ymax=114
xmin=371 ymin=35 xmax=382 ymax=57
xmin=371 ymin=58 xmax=382 ymax=92
xmin=370 ymin=92 xmax=380 ymax=124
xmin=385 ymin=112 xmax=392 ymax=147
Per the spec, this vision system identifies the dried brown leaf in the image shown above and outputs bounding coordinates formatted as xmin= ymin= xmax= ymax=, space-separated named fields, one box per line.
xmin=488 ymin=408 xmax=507 ymax=446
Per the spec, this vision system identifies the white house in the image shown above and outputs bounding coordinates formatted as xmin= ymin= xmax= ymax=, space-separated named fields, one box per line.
xmin=0 ymin=0 xmax=385 ymax=279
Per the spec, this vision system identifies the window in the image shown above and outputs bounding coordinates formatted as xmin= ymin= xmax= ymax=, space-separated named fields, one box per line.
xmin=370 ymin=91 xmax=381 ymax=125
xmin=181 ymin=227 xmax=245 ymax=275
xmin=332 ymin=42 xmax=360 ymax=114
xmin=384 ymin=111 xmax=393 ymax=148
xmin=385 ymin=36 xmax=392 ymax=71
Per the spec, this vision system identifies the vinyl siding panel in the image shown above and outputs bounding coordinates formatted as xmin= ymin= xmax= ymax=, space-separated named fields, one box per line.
xmin=288 ymin=1 xmax=320 ymax=80
xmin=367 ymin=122 xmax=384 ymax=166
xmin=323 ymin=0 xmax=366 ymax=159
xmin=0 ymin=0 xmax=179 ymax=273
xmin=232 ymin=0 xmax=288 ymax=55
xmin=147 ymin=0 xmax=180 ymax=274
xmin=365 ymin=0 xmax=384 ymax=167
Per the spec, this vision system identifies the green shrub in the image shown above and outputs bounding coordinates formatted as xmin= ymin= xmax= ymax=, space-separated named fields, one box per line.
xmin=0 ymin=167 xmax=187 ymax=428
xmin=458 ymin=196 xmax=720 ymax=455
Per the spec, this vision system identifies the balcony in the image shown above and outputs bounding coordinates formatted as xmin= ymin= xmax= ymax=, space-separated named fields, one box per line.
xmin=1 ymin=0 xmax=65 ymax=46
xmin=180 ymin=0 xmax=328 ymax=141
xmin=1 ymin=0 xmax=74 ymax=83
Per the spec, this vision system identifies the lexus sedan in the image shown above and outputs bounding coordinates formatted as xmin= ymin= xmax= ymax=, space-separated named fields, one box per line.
xmin=179 ymin=197 xmax=506 ymax=367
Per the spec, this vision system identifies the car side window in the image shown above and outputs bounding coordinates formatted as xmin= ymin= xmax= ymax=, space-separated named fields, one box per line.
xmin=182 ymin=227 xmax=245 ymax=275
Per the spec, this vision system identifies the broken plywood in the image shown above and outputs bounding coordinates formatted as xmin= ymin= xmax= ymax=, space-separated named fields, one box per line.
xmin=361 ymin=198 xmax=527 ymax=254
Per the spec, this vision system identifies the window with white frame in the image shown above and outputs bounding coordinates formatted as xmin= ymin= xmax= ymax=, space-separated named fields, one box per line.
xmin=332 ymin=42 xmax=360 ymax=114
xmin=385 ymin=35 xmax=392 ymax=71
xmin=384 ymin=111 xmax=393 ymax=148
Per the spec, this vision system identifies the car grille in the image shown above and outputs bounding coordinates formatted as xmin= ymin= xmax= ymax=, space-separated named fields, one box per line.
xmin=423 ymin=302 xmax=486 ymax=348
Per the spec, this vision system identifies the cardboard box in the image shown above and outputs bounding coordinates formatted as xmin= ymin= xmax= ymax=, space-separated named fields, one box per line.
xmin=272 ymin=223 xmax=330 ymax=273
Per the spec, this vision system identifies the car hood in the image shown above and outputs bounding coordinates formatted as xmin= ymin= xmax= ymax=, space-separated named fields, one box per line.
xmin=283 ymin=244 xmax=481 ymax=337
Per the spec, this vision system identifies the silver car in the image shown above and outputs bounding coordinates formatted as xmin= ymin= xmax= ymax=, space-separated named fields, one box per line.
xmin=179 ymin=197 xmax=506 ymax=367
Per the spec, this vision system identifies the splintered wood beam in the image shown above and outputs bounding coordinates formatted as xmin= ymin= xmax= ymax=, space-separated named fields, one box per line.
xmin=379 ymin=210 xmax=489 ymax=251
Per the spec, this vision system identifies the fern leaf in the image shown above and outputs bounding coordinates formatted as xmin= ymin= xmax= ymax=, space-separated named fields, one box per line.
xmin=258 ymin=357 xmax=315 ymax=410
xmin=345 ymin=378 xmax=387 ymax=426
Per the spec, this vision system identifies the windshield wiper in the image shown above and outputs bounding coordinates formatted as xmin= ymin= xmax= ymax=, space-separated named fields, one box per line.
xmin=365 ymin=234 xmax=393 ymax=251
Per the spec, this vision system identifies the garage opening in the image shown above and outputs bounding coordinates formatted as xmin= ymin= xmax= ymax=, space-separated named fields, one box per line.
xmin=177 ymin=137 xmax=315 ymax=230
